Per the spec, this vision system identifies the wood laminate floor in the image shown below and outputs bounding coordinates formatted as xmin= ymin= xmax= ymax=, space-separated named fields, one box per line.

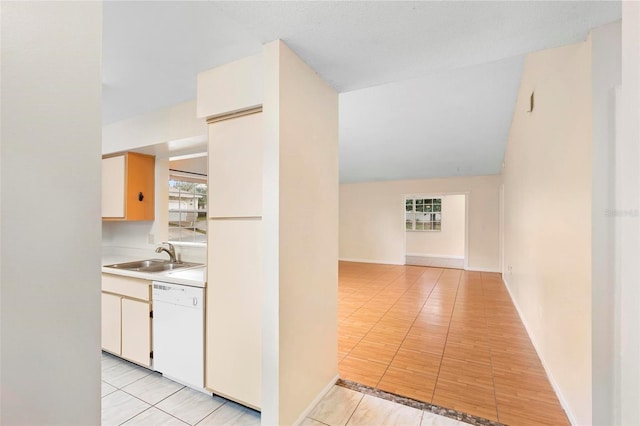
xmin=337 ymin=262 xmax=570 ymax=426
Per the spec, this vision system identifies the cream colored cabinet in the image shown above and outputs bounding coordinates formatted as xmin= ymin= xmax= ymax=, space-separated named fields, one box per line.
xmin=206 ymin=220 xmax=262 ymax=409
xmin=208 ymin=112 xmax=263 ymax=218
xmin=206 ymin=111 xmax=263 ymax=409
xmin=121 ymin=298 xmax=151 ymax=365
xmin=101 ymin=274 xmax=152 ymax=367
xmin=101 ymin=293 xmax=122 ymax=354
xmin=102 ymin=152 xmax=155 ymax=221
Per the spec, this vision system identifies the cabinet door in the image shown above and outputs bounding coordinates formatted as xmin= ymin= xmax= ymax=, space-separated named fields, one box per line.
xmin=206 ymin=219 xmax=262 ymax=409
xmin=102 ymin=155 xmax=126 ymax=218
xmin=208 ymin=112 xmax=263 ymax=218
xmin=101 ymin=293 xmax=122 ymax=355
xmin=121 ymin=298 xmax=151 ymax=367
xmin=124 ymin=153 xmax=155 ymax=221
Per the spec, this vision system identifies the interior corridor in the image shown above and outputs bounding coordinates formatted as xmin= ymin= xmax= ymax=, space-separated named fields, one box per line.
xmin=337 ymin=262 xmax=570 ymax=426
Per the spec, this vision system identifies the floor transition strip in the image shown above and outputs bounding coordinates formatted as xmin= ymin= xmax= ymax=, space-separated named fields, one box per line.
xmin=336 ymin=379 xmax=505 ymax=426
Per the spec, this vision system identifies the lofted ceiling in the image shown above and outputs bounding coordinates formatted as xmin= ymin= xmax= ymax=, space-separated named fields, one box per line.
xmin=103 ymin=1 xmax=621 ymax=182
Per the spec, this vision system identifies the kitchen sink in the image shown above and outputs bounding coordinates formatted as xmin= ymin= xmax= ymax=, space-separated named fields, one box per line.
xmin=104 ymin=259 xmax=202 ymax=273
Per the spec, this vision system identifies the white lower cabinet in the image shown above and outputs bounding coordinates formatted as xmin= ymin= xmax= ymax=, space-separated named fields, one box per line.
xmin=101 ymin=274 xmax=152 ymax=367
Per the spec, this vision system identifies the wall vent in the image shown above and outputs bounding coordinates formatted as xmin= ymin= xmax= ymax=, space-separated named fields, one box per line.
xmin=527 ymin=91 xmax=535 ymax=112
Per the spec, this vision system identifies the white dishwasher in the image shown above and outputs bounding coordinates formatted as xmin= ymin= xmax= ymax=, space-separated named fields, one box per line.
xmin=152 ymin=281 xmax=204 ymax=389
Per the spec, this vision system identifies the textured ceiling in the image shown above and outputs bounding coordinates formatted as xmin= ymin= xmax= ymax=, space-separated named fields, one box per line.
xmin=103 ymin=1 xmax=621 ymax=182
xmin=212 ymin=1 xmax=618 ymax=92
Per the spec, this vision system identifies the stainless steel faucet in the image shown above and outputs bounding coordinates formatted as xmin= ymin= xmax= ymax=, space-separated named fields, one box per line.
xmin=155 ymin=242 xmax=178 ymax=263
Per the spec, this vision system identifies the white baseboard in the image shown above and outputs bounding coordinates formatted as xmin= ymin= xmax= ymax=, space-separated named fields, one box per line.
xmin=464 ymin=266 xmax=501 ymax=273
xmin=339 ymin=257 xmax=404 ymax=265
xmin=501 ymin=275 xmax=577 ymax=426
xmin=338 ymin=257 xmax=501 ymax=273
xmin=405 ymin=253 xmax=464 ymax=259
xmin=292 ymin=374 xmax=339 ymax=426
xmin=405 ymin=255 xmax=464 ymax=269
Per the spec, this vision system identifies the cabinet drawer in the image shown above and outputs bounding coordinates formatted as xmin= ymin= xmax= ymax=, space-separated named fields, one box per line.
xmin=102 ymin=274 xmax=151 ymax=301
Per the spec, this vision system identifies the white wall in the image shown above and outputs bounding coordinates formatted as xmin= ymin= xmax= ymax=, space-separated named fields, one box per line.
xmin=103 ymin=99 xmax=206 ymax=155
xmin=0 ymin=2 xmax=102 ymax=424
xmin=502 ymin=40 xmax=592 ymax=425
xmin=170 ymin=156 xmax=208 ymax=176
xmin=405 ymin=194 xmax=465 ymax=258
xmin=590 ymin=21 xmax=621 ymax=425
xmin=340 ymin=175 xmax=500 ymax=270
xmin=263 ymin=40 xmax=339 ymax=425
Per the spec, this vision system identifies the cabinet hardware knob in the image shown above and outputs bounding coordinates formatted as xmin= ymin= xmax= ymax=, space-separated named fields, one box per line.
xmin=138 ymin=192 xmax=144 ymax=202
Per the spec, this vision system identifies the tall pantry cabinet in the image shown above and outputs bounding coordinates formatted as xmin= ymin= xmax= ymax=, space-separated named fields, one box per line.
xmin=205 ymin=110 xmax=263 ymax=410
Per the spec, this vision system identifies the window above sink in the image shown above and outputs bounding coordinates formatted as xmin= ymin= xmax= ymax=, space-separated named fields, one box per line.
xmin=168 ymin=153 xmax=207 ymax=246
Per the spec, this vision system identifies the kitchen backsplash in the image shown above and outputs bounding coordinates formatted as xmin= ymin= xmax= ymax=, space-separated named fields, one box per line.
xmin=102 ymin=221 xmax=206 ymax=264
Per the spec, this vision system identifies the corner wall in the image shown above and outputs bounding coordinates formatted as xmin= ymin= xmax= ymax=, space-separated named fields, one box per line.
xmin=263 ymin=40 xmax=339 ymax=425
xmin=1 ymin=2 xmax=102 ymax=424
xmin=590 ymin=21 xmax=621 ymax=425
xmin=339 ymin=175 xmax=500 ymax=270
xmin=502 ymin=40 xmax=593 ymax=424
xmin=618 ymin=5 xmax=640 ymax=424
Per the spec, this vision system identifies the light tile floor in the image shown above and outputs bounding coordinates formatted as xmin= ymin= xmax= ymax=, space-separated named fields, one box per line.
xmin=102 ymin=352 xmax=259 ymax=426
xmin=102 ymin=352 xmax=469 ymax=425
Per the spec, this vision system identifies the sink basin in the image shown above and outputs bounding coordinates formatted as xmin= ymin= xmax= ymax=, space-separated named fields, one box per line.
xmin=104 ymin=259 xmax=202 ymax=273
xmin=139 ymin=263 xmax=195 ymax=273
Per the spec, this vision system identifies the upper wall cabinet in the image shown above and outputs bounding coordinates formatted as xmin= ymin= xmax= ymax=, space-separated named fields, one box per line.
xmin=102 ymin=152 xmax=155 ymax=221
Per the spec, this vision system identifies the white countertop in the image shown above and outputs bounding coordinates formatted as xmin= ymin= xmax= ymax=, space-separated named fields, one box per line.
xmin=102 ymin=255 xmax=206 ymax=288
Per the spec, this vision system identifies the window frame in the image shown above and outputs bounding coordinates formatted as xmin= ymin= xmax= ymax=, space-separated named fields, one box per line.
xmin=168 ymin=171 xmax=208 ymax=246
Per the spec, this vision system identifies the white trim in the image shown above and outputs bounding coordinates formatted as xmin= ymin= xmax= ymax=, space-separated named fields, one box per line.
xmin=339 ymin=257 xmax=404 ymax=265
xmin=406 ymin=255 xmax=464 ymax=269
xmin=169 ymin=151 xmax=207 ymax=162
xmin=405 ymin=253 xmax=464 ymax=259
xmin=292 ymin=374 xmax=339 ymax=426
xmin=168 ymin=241 xmax=207 ymax=248
xmin=499 ymin=183 xmax=505 ymax=276
xmin=464 ymin=266 xmax=501 ymax=273
xmin=502 ymin=275 xmax=577 ymax=425
xmin=464 ymin=193 xmax=470 ymax=270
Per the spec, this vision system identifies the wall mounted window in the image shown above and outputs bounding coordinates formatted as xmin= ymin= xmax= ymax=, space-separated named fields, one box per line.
xmin=168 ymin=170 xmax=207 ymax=244
xmin=406 ymin=197 xmax=441 ymax=231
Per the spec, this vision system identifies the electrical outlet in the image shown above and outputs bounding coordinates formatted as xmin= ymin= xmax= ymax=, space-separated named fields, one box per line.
xmin=148 ymin=233 xmax=154 ymax=244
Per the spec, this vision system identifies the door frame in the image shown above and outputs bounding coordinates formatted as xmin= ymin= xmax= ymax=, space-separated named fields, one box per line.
xmin=402 ymin=191 xmax=469 ymax=269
